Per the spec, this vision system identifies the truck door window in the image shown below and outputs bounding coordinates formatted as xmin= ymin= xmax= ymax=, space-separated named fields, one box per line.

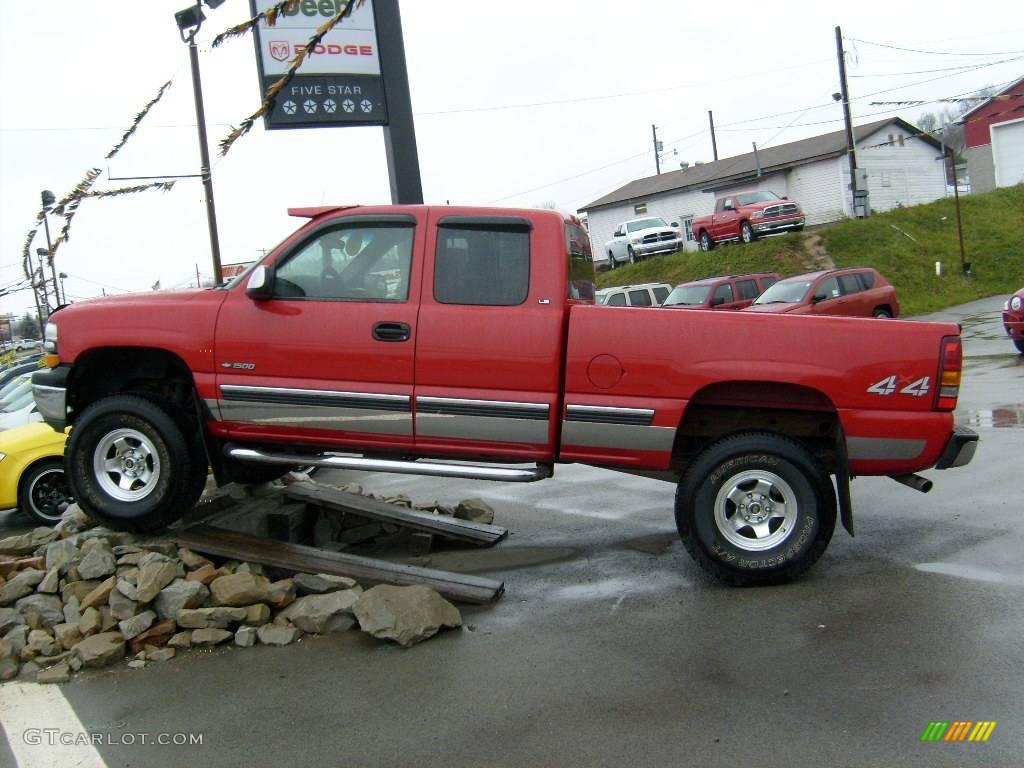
xmin=816 ymin=277 xmax=840 ymax=301
xmin=712 ymin=284 xmax=734 ymax=305
xmin=274 ymin=224 xmax=414 ymax=301
xmin=736 ymin=279 xmax=758 ymax=300
xmin=435 ymin=225 xmax=530 ymax=306
xmin=606 ymin=293 xmax=626 ymax=306
xmin=653 ymin=286 xmax=669 ymax=304
xmin=628 ymin=289 xmax=652 ymax=306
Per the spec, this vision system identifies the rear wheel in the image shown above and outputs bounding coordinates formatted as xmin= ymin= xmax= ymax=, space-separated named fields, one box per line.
xmin=18 ymin=459 xmax=74 ymax=526
xmin=608 ymin=252 xmax=617 ymax=270
xmin=740 ymin=222 xmax=756 ymax=243
xmin=700 ymin=232 xmax=714 ymax=252
xmin=872 ymin=308 xmax=892 ymax=318
xmin=67 ymin=395 xmax=208 ymax=532
xmin=1015 ymin=340 xmax=1024 ymax=354
xmin=628 ymin=247 xmax=637 ymax=264
xmin=675 ymin=432 xmax=836 ymax=586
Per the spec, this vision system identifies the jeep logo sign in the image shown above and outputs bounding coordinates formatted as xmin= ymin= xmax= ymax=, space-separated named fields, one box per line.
xmin=250 ymin=0 xmax=388 ymax=128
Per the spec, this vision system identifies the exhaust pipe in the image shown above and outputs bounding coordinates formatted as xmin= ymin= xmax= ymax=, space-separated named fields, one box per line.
xmin=890 ymin=474 xmax=933 ymax=493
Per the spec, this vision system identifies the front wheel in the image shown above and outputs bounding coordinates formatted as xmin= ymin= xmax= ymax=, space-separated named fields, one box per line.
xmin=66 ymin=395 xmax=208 ymax=532
xmin=740 ymin=222 xmax=755 ymax=243
xmin=19 ymin=459 xmax=74 ymax=526
xmin=872 ymin=308 xmax=893 ymax=318
xmin=607 ymin=252 xmax=617 ymax=270
xmin=628 ymin=247 xmax=637 ymax=264
xmin=675 ymin=432 xmax=836 ymax=586
xmin=699 ymin=232 xmax=714 ymax=252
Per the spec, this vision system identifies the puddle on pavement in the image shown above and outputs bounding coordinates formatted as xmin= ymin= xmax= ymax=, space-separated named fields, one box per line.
xmin=416 ymin=545 xmax=579 ymax=574
xmin=619 ymin=533 xmax=677 ymax=556
xmin=956 ymin=403 xmax=1024 ymax=428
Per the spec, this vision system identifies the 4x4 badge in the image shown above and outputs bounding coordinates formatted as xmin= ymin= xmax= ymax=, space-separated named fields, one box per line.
xmin=867 ymin=375 xmax=930 ymax=397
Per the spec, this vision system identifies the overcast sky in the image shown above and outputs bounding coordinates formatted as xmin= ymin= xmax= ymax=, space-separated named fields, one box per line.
xmin=0 ymin=0 xmax=1021 ymax=323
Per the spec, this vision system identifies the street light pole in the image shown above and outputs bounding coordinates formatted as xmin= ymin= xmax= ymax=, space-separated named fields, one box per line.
xmin=178 ymin=4 xmax=223 ymax=285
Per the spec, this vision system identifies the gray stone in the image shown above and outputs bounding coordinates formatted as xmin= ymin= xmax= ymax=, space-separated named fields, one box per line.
xmin=116 ymin=578 xmax=139 ymax=602
xmin=54 ymin=503 xmax=93 ymax=535
xmin=118 ymin=610 xmax=156 ymax=640
xmin=278 ymin=590 xmax=360 ymax=634
xmin=266 ymin=579 xmax=296 ymax=609
xmin=15 ymin=594 xmax=65 ymax=628
xmin=177 ymin=548 xmax=212 ymax=570
xmin=256 ymin=624 xmax=300 ymax=646
xmin=77 ymin=544 xmax=117 ymax=580
xmin=455 ymin=498 xmax=495 ymax=525
xmin=353 ymin=585 xmax=462 ymax=648
xmin=116 ymin=552 xmax=145 ymax=566
xmin=0 ymin=637 xmax=12 ymax=660
xmin=176 ymin=606 xmax=247 ymax=629
xmin=62 ymin=596 xmax=82 ymax=625
xmin=36 ymin=660 xmax=70 ymax=684
xmin=127 ymin=659 xmax=147 ymax=669
xmin=54 ymin=623 xmax=83 ymax=650
xmin=167 ymin=631 xmax=192 ymax=649
xmin=0 ymin=577 xmax=35 ymax=606
xmin=17 ymin=660 xmax=40 ymax=679
xmin=241 ymin=603 xmax=271 ymax=626
xmin=191 ymin=628 xmax=232 ymax=646
xmin=135 ymin=561 xmax=177 ymax=604
xmin=37 ymin=568 xmax=60 ymax=594
xmin=153 ymin=579 xmax=209 ymax=621
xmin=4 ymin=625 xmax=29 ymax=656
xmin=235 ymin=562 xmax=264 ymax=575
xmin=79 ymin=607 xmax=102 ymax=637
xmin=28 ymin=629 xmax=60 ymax=656
xmin=293 ymin=572 xmax=358 ymax=595
xmin=147 ymin=647 xmax=176 ymax=662
xmin=61 ymin=579 xmax=101 ymax=605
xmin=209 ymin=572 xmax=272 ymax=607
xmin=73 ymin=631 xmax=125 ymax=668
xmin=0 ymin=655 xmax=19 ymax=680
xmin=234 ymin=625 xmax=257 ymax=647
xmin=108 ymin=589 xmax=139 ymax=621
xmin=1 ymin=606 xmax=26 ymax=635
xmin=0 ymin=528 xmax=58 ymax=556
xmin=13 ymin=568 xmax=46 ymax=589
xmin=68 ymin=655 xmax=83 ymax=672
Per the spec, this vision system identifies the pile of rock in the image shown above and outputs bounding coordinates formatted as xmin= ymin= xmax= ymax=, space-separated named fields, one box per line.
xmin=1 ymin=508 xmax=463 ymax=686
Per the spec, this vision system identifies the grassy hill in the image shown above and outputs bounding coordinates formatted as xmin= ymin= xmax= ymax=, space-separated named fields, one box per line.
xmin=595 ymin=185 xmax=1024 ymax=316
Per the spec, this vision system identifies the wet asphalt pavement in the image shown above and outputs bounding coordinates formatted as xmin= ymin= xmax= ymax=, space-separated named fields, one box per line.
xmin=1 ymin=295 xmax=1021 ymax=768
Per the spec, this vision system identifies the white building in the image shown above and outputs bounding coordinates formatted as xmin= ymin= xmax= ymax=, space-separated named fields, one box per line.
xmin=579 ymin=118 xmax=949 ymax=260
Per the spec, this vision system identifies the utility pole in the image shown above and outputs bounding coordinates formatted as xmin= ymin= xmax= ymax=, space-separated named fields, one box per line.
xmin=652 ymin=124 xmax=661 ymax=175
xmin=835 ymin=25 xmax=858 ymax=216
xmin=753 ymin=143 xmax=762 ymax=177
xmin=708 ymin=110 xmax=719 ymax=161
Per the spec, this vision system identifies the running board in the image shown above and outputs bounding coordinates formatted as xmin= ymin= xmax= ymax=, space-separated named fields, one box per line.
xmin=224 ymin=444 xmax=554 ymax=483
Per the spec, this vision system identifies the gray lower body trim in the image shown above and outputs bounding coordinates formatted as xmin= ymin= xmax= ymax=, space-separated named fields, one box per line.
xmin=847 ymin=436 xmax=926 ymax=461
xmin=415 ymin=396 xmax=550 ymax=443
xmin=561 ymin=421 xmax=675 ymax=452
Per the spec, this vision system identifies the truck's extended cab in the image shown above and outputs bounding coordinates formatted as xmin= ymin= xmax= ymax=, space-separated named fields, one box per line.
xmin=692 ymin=191 xmax=805 ymax=251
xmin=33 ymin=205 xmax=976 ymax=585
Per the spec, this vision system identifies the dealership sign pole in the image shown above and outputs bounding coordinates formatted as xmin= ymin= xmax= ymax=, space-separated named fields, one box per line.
xmin=250 ymin=0 xmax=423 ymax=204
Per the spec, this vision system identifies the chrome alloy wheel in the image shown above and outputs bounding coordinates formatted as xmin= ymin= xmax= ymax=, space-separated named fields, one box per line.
xmin=713 ymin=469 xmax=799 ymax=551
xmin=93 ymin=428 xmax=162 ymax=502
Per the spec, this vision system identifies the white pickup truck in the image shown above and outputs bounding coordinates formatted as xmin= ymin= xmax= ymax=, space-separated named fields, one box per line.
xmin=604 ymin=216 xmax=683 ymax=268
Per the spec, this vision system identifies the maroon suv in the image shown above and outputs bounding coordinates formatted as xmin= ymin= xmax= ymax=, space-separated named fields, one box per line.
xmin=745 ymin=267 xmax=899 ymax=318
xmin=663 ymin=272 xmax=780 ymax=310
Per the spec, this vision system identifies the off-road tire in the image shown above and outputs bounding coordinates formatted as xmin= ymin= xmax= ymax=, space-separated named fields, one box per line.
xmin=675 ymin=432 xmax=836 ymax=586
xmin=740 ymin=222 xmax=756 ymax=243
xmin=700 ymin=231 xmax=714 ymax=252
xmin=67 ymin=395 xmax=207 ymax=532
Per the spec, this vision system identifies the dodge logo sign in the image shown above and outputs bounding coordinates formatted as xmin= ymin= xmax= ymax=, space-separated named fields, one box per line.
xmin=270 ymin=41 xmax=291 ymax=62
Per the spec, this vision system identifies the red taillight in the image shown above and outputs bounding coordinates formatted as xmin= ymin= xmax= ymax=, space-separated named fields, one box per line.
xmin=936 ymin=335 xmax=962 ymax=411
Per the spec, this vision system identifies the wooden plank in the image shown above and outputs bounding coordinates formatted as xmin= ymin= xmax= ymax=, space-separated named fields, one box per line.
xmin=283 ymin=482 xmax=508 ymax=547
xmin=173 ymin=524 xmax=504 ymax=605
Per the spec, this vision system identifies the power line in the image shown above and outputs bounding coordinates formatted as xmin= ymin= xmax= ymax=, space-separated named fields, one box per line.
xmin=846 ymin=37 xmax=1024 ymax=57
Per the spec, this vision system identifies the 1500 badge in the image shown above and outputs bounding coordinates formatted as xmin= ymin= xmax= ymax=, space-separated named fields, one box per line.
xmin=221 ymin=362 xmax=256 ymax=370
xmin=867 ymin=375 xmax=930 ymax=397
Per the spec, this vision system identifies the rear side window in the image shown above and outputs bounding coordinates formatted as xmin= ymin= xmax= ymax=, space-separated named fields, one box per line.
xmin=838 ymin=274 xmax=864 ymax=295
xmin=857 ymin=271 xmax=875 ymax=289
xmin=713 ymin=284 xmax=735 ymax=304
xmin=566 ymin=222 xmax=595 ymax=301
xmin=736 ymin=279 xmax=759 ymax=300
xmin=606 ymin=292 xmax=627 ymax=306
xmin=653 ymin=286 xmax=669 ymax=304
xmin=435 ymin=224 xmax=530 ymax=306
xmin=628 ymin=289 xmax=652 ymax=306
xmin=760 ymin=276 xmax=778 ymax=290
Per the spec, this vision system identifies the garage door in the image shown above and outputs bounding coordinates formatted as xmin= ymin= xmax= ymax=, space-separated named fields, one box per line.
xmin=992 ymin=118 xmax=1024 ymax=188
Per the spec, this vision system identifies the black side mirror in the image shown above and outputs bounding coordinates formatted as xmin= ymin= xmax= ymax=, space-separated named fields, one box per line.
xmin=246 ymin=264 xmax=275 ymax=300
xmin=812 ymin=292 xmax=827 ymax=303
xmin=711 ymin=296 xmax=725 ymax=306
xmin=671 ymin=221 xmax=679 ymax=227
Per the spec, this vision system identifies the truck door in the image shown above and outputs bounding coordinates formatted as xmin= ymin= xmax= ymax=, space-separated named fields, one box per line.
xmin=413 ymin=212 xmax=565 ymax=461
xmin=212 ymin=212 xmax=424 ymax=452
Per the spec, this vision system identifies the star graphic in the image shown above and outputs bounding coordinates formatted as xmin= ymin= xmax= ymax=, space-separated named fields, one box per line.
xmin=282 ymin=101 xmax=297 ymax=115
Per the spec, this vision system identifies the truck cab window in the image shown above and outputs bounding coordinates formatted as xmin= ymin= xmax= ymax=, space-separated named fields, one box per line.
xmin=274 ymin=225 xmax=414 ymax=301
xmin=435 ymin=225 xmax=530 ymax=306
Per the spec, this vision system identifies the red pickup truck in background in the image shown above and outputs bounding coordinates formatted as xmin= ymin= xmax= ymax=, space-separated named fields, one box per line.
xmin=32 ymin=205 xmax=976 ymax=586
xmin=692 ymin=191 xmax=805 ymax=251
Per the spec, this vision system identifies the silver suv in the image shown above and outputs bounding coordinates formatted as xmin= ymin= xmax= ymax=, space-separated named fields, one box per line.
xmin=596 ymin=283 xmax=672 ymax=307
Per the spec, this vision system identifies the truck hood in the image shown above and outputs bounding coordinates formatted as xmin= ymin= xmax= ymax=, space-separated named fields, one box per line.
xmin=744 ymin=302 xmax=804 ymax=313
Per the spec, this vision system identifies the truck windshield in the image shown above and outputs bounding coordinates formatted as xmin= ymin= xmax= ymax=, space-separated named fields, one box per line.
xmin=626 ymin=218 xmax=668 ymax=232
xmin=664 ymin=285 xmax=712 ymax=306
xmin=754 ymin=279 xmax=813 ymax=304
xmin=735 ymin=192 xmax=782 ymax=205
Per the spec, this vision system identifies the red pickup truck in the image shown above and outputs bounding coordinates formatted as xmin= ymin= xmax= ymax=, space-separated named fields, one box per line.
xmin=692 ymin=191 xmax=805 ymax=251
xmin=32 ymin=205 xmax=977 ymax=585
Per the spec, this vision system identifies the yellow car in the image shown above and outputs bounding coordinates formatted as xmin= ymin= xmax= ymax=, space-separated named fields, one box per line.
xmin=0 ymin=423 xmax=72 ymax=525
